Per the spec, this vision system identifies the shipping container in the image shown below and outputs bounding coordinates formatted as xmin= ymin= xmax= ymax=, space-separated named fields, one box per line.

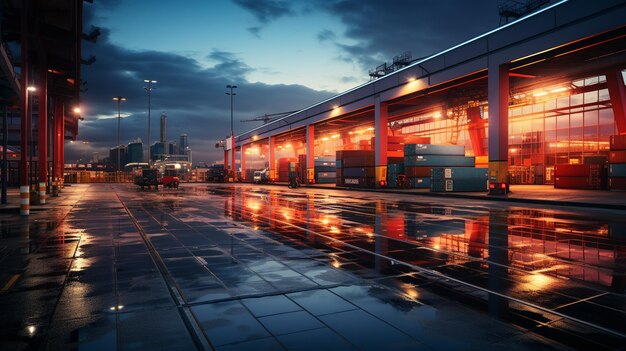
xmin=341 ymin=177 xmax=375 ymax=188
xmin=411 ymin=177 xmax=431 ymax=188
xmin=431 ymin=179 xmax=488 ymax=192
xmin=405 ymin=155 xmax=475 ymax=167
xmin=431 ymin=167 xmax=488 ymax=180
xmin=609 ymin=163 xmax=626 ymax=177
xmin=343 ymin=167 xmax=376 ymax=177
xmin=554 ymin=164 xmax=591 ymax=177
xmin=316 ymin=172 xmax=336 ymax=178
xmin=405 ymin=166 xmax=431 ymax=178
xmin=583 ymin=155 xmax=608 ymax=165
xmin=314 ymin=165 xmax=336 ymax=172
xmin=609 ymin=150 xmax=626 ymax=163
xmin=610 ymin=134 xmax=626 ymax=151
xmin=554 ymin=176 xmax=592 ymax=189
xmin=404 ymin=144 xmax=465 ymax=156
xmin=609 ymin=177 xmax=626 ymax=190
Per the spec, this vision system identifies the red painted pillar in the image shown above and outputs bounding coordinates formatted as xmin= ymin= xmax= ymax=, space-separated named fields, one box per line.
xmin=305 ymin=124 xmax=315 ymax=184
xmin=268 ymin=136 xmax=275 ymax=181
xmin=19 ymin=0 xmax=30 ymax=215
xmin=223 ymin=149 xmax=229 ymax=169
xmin=52 ymin=98 xmax=62 ymax=196
xmin=60 ymin=104 xmax=65 ymax=188
xmin=606 ymin=70 xmax=626 ymax=134
xmin=38 ymin=65 xmax=48 ymax=204
xmin=230 ymin=135 xmax=236 ymax=175
xmin=240 ymin=144 xmax=247 ymax=180
xmin=374 ymin=96 xmax=388 ymax=188
xmin=467 ymin=106 xmax=486 ymax=156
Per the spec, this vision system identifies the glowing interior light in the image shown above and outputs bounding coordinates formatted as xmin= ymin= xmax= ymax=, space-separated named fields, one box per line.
xmin=321 ymin=137 xmax=329 ymax=141
xmin=550 ymin=87 xmax=568 ymax=93
xmin=532 ymin=91 xmax=548 ymax=97
xmin=366 ymin=127 xmax=374 ymax=131
xmin=408 ymin=77 xmax=416 ymax=82
xmin=348 ymin=131 xmax=354 ymax=135
xmin=331 ymin=134 xmax=340 ymax=139
xmin=433 ymin=112 xmax=442 ymax=118
xmin=285 ymin=144 xmax=292 ymax=148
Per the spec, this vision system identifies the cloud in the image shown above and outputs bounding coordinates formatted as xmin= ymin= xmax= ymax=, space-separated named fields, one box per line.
xmin=317 ymin=29 xmax=336 ymax=43
xmin=233 ymin=0 xmax=295 ymax=23
xmin=77 ymin=28 xmax=334 ymax=164
xmin=315 ymin=0 xmax=501 ymax=70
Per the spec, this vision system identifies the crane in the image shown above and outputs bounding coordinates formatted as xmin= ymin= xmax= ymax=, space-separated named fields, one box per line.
xmin=240 ymin=111 xmax=298 ymax=124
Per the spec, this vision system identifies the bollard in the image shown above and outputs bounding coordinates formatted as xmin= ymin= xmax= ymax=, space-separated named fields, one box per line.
xmin=19 ymin=185 xmax=29 ymax=216
xmin=39 ymin=182 xmax=46 ymax=205
xmin=52 ymin=178 xmax=59 ymax=197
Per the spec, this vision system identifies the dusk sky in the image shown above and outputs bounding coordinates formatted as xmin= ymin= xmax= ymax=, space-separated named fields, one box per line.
xmin=71 ymin=0 xmax=504 ymax=164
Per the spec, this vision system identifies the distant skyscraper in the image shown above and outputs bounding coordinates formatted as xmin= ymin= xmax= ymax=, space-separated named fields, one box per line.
xmin=150 ymin=142 xmax=165 ymax=161
xmin=109 ymin=145 xmax=127 ymax=168
xmin=168 ymin=140 xmax=177 ymax=155
xmin=179 ymin=133 xmax=188 ymax=155
xmin=160 ymin=112 xmax=167 ymax=146
xmin=127 ymin=138 xmax=144 ymax=163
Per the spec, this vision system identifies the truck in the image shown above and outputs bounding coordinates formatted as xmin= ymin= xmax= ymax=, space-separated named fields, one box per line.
xmin=162 ymin=164 xmax=180 ymax=188
xmin=253 ymin=168 xmax=269 ymax=184
xmin=133 ymin=168 xmax=161 ymax=190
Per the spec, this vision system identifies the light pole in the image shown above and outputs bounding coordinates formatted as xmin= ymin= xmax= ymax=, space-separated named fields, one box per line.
xmin=226 ymin=84 xmax=237 ymax=173
xmin=144 ymin=80 xmax=157 ymax=166
xmin=113 ymin=96 xmax=126 ymax=173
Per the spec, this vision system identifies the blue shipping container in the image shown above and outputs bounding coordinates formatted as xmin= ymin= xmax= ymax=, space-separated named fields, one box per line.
xmin=404 ymin=144 xmax=465 ymax=156
xmin=411 ymin=177 xmax=431 ymax=188
xmin=315 ymin=166 xmax=336 ymax=172
xmin=405 ymin=155 xmax=475 ymax=167
xmin=336 ymin=160 xmax=343 ymax=168
xmin=431 ymin=179 xmax=488 ymax=192
xmin=609 ymin=163 xmax=626 ymax=177
xmin=431 ymin=167 xmax=488 ymax=180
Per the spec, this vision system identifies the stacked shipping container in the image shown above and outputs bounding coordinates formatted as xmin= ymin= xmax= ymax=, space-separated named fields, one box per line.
xmin=431 ymin=167 xmax=488 ymax=192
xmin=277 ymin=157 xmax=297 ymax=182
xmin=404 ymin=144 xmax=474 ymax=188
xmin=336 ymin=150 xmax=375 ymax=188
xmin=314 ymin=156 xmax=337 ymax=184
xmin=554 ymin=164 xmax=606 ymax=189
xmin=609 ymin=134 xmax=626 ymax=190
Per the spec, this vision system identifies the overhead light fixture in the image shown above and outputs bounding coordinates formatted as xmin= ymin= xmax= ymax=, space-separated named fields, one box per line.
xmin=27 ymin=86 xmax=36 ymax=92
xmin=73 ymin=107 xmax=81 ymax=114
xmin=550 ymin=87 xmax=568 ymax=93
xmin=532 ymin=91 xmax=548 ymax=97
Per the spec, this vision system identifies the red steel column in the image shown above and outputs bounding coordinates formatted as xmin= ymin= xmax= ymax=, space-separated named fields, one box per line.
xmin=240 ymin=144 xmax=247 ymax=181
xmin=60 ymin=103 xmax=65 ymax=189
xmin=38 ymin=65 xmax=48 ymax=204
xmin=223 ymin=149 xmax=229 ymax=169
xmin=268 ymin=136 xmax=275 ymax=181
xmin=305 ymin=124 xmax=315 ymax=184
xmin=488 ymin=62 xmax=510 ymax=195
xmin=374 ymin=96 xmax=388 ymax=188
xmin=52 ymin=98 xmax=62 ymax=196
xmin=231 ymin=135 xmax=236 ymax=175
xmin=19 ymin=0 xmax=30 ymax=215
xmin=467 ymin=106 xmax=486 ymax=156
xmin=606 ymin=69 xmax=626 ymax=134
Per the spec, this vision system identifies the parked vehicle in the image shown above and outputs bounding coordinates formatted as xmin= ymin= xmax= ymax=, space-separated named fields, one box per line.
xmin=287 ymin=172 xmax=301 ymax=188
xmin=253 ymin=169 xmax=269 ymax=184
xmin=134 ymin=169 xmax=161 ymax=190
xmin=162 ymin=166 xmax=180 ymax=189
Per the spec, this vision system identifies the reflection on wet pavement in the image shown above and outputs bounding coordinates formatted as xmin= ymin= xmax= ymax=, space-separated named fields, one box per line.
xmin=1 ymin=183 xmax=625 ymax=350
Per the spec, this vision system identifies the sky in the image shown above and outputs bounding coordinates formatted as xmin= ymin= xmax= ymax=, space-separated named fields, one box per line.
xmin=72 ymin=0 xmax=505 ymax=164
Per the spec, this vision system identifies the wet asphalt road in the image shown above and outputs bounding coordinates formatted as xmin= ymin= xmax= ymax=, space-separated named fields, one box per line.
xmin=0 ymin=183 xmax=625 ymax=350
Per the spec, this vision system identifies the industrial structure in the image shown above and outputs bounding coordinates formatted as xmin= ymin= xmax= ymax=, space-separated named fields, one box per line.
xmin=0 ymin=0 xmax=88 ymax=214
xmin=221 ymin=0 xmax=626 ymax=195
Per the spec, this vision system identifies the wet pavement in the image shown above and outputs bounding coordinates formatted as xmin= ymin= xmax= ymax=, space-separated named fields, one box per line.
xmin=1 ymin=183 xmax=625 ymax=350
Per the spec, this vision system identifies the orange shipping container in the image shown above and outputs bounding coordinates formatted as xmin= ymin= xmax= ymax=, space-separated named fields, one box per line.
xmin=609 ymin=150 xmax=626 ymax=163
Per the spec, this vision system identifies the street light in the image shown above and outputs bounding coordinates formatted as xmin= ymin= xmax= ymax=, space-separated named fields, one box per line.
xmin=113 ymin=96 xmax=126 ymax=173
xmin=226 ymin=84 xmax=237 ymax=173
xmin=144 ymin=80 xmax=157 ymax=166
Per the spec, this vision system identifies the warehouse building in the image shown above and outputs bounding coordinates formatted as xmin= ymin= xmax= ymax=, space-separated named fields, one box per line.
xmin=222 ymin=0 xmax=626 ymax=195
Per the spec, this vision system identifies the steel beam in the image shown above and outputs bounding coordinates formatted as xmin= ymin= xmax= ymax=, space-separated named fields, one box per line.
xmin=606 ymin=69 xmax=626 ymax=134
xmin=305 ymin=124 xmax=314 ymax=184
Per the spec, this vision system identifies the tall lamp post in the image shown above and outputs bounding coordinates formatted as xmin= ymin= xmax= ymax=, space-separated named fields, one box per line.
xmin=143 ymin=80 xmax=157 ymax=165
xmin=226 ymin=84 xmax=237 ymax=174
xmin=113 ymin=96 xmax=126 ymax=173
